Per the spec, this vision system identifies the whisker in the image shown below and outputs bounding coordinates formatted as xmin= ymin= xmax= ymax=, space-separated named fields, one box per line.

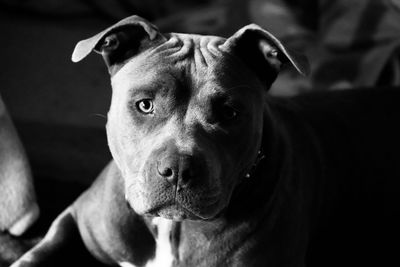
xmin=89 ymin=113 xmax=107 ymax=120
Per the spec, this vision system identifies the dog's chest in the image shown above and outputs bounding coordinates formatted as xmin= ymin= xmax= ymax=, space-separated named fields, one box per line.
xmin=118 ymin=217 xmax=177 ymax=267
xmin=142 ymin=217 xmax=182 ymax=267
xmin=147 ymin=217 xmax=177 ymax=267
xmin=118 ymin=217 xmax=240 ymax=267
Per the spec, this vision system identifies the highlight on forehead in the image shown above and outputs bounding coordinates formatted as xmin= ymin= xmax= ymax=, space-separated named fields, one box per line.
xmin=111 ymin=57 xmax=178 ymax=91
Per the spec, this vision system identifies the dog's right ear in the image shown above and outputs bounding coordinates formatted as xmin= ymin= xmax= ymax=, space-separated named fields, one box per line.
xmin=220 ymin=24 xmax=309 ymax=87
xmin=71 ymin=15 xmax=166 ymax=73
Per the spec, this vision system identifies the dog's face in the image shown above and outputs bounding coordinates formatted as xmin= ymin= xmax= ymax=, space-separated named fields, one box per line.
xmin=106 ymin=40 xmax=265 ymax=220
xmin=72 ymin=16 xmax=308 ymax=221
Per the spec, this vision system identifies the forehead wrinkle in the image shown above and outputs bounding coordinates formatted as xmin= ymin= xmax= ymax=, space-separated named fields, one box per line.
xmin=191 ymin=44 xmax=222 ymax=97
xmin=194 ymin=45 xmax=208 ymax=70
xmin=160 ymin=36 xmax=194 ymax=63
xmin=200 ymin=36 xmax=219 ymax=65
xmin=192 ymin=37 xmax=221 ymax=76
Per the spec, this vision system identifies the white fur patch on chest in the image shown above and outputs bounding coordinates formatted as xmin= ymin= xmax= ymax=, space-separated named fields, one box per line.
xmin=145 ymin=217 xmax=175 ymax=267
xmin=119 ymin=262 xmax=137 ymax=267
xmin=118 ymin=217 xmax=175 ymax=267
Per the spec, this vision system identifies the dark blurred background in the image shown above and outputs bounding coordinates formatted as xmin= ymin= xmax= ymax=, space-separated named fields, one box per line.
xmin=0 ymin=0 xmax=399 ymax=266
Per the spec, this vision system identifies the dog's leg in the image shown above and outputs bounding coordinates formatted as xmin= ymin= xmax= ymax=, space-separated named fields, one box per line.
xmin=0 ymin=95 xmax=38 ymax=236
xmin=10 ymin=207 xmax=90 ymax=267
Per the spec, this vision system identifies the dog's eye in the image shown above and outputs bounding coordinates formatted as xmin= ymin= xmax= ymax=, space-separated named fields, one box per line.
xmin=136 ymin=99 xmax=154 ymax=114
xmin=220 ymin=105 xmax=238 ymax=121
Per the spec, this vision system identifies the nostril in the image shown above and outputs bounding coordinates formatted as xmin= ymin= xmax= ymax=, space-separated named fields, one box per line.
xmin=157 ymin=161 xmax=174 ymax=177
xmin=158 ymin=165 xmax=177 ymax=185
xmin=160 ymin=167 xmax=173 ymax=177
xmin=181 ymin=169 xmax=192 ymax=183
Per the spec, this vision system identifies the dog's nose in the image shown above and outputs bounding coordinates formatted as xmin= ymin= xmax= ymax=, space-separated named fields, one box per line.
xmin=156 ymin=154 xmax=203 ymax=187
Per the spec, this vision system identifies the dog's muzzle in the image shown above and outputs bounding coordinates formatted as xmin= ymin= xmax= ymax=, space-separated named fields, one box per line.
xmin=126 ymin=141 xmax=223 ymax=220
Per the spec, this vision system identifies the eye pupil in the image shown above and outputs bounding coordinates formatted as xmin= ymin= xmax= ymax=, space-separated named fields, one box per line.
xmin=136 ymin=99 xmax=154 ymax=114
xmin=222 ymin=106 xmax=238 ymax=120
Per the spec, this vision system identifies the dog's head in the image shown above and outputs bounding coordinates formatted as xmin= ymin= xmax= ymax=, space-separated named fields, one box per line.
xmin=72 ymin=15 xmax=308 ymax=221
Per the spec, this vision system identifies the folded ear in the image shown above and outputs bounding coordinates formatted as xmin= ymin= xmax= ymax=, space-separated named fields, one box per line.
xmin=220 ymin=24 xmax=309 ymax=86
xmin=71 ymin=15 xmax=166 ymax=74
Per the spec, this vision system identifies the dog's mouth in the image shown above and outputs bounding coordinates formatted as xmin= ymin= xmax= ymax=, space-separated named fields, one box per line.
xmin=147 ymin=194 xmax=222 ymax=221
xmin=126 ymin=185 xmax=223 ymax=221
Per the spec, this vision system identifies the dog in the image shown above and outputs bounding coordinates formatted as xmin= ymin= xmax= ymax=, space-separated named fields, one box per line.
xmin=0 ymin=95 xmax=39 ymax=237
xmin=11 ymin=15 xmax=400 ymax=267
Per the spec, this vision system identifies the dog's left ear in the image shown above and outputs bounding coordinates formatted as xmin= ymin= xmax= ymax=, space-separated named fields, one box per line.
xmin=71 ymin=15 xmax=166 ymax=73
xmin=220 ymin=24 xmax=309 ymax=85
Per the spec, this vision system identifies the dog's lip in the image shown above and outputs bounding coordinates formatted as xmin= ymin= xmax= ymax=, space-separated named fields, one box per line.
xmin=146 ymin=202 xmax=198 ymax=219
xmin=144 ymin=196 xmax=221 ymax=220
